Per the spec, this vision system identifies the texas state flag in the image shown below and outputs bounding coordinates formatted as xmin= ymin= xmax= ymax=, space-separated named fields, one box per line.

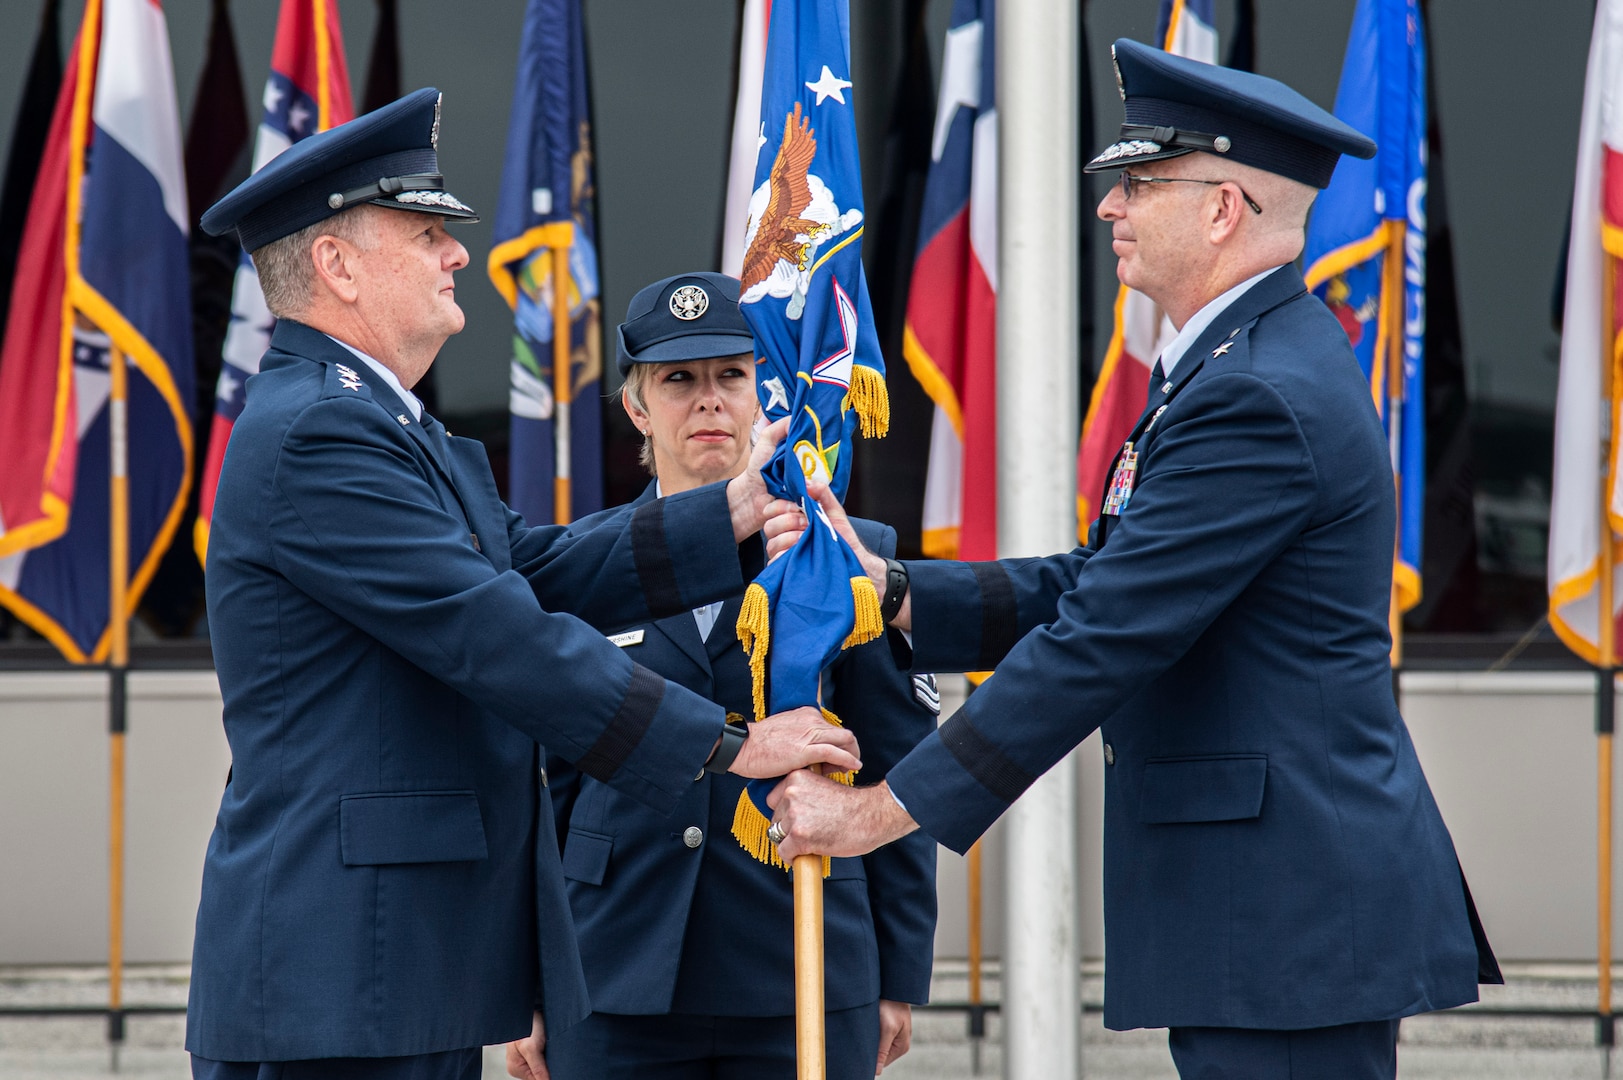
xmin=194 ymin=0 xmax=353 ymax=565
xmin=0 ymin=0 xmax=194 ymax=662
xmin=905 ymin=0 xmax=997 ymax=561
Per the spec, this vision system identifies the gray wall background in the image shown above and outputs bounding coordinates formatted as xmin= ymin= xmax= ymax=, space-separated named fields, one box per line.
xmin=0 ymin=671 xmax=1608 ymax=966
xmin=0 ymin=0 xmax=1585 ymax=419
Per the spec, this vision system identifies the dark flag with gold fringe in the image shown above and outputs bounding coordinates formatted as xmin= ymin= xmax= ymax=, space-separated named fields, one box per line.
xmin=733 ymin=0 xmax=888 ymax=869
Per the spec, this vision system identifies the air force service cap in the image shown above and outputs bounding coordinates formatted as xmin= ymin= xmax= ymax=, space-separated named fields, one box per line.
xmin=201 ymin=87 xmax=478 ymax=252
xmin=616 ymin=272 xmax=756 ymax=378
xmin=1085 ymin=39 xmax=1375 ymax=189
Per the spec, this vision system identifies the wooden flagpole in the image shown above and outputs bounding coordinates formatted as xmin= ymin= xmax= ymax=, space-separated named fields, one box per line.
xmin=107 ymin=341 xmax=130 ymax=1070
xmin=551 ymin=234 xmax=573 ymax=525
xmin=1600 ymin=251 xmax=1617 ymax=1064
xmin=793 ymin=853 xmax=826 ymax=1079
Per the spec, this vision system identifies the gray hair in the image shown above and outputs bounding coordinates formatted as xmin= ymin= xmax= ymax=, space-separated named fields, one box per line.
xmin=250 ymin=210 xmax=367 ymax=319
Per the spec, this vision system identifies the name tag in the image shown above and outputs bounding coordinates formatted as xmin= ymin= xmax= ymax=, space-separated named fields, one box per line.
xmin=608 ymin=629 xmax=645 ymax=648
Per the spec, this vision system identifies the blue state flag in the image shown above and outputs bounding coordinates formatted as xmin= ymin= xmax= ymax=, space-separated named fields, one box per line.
xmin=732 ymin=0 xmax=890 ymax=868
xmin=1303 ymin=0 xmax=1426 ymax=614
xmin=488 ymin=0 xmax=603 ymax=526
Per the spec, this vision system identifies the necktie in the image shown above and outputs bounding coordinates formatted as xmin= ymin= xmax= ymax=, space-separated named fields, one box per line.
xmin=1146 ymin=360 xmax=1165 ymax=408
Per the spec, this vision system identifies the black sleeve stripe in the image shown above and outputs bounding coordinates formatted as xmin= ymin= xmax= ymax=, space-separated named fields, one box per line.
xmin=939 ymin=710 xmax=1034 ymax=805
xmin=969 ymin=561 xmax=1019 ymax=670
xmin=577 ymin=664 xmax=665 ymax=782
xmin=630 ymin=501 xmax=684 ymax=617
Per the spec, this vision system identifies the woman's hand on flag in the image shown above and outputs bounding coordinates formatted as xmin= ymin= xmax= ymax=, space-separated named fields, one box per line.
xmin=727 ymin=417 xmax=792 ymax=542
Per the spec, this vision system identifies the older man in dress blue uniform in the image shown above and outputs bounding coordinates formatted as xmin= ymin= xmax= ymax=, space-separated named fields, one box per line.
xmin=768 ymin=41 xmax=1501 ymax=1079
xmin=188 ymin=90 xmax=860 ymax=1080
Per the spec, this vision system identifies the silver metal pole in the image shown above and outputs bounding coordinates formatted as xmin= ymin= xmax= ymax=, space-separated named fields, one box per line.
xmin=997 ymin=0 xmax=1081 ymax=1075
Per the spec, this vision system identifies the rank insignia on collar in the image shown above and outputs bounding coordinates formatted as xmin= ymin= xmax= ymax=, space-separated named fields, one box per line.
xmin=1212 ymin=341 xmax=1233 ymax=358
xmin=335 ymin=363 xmax=363 ymax=392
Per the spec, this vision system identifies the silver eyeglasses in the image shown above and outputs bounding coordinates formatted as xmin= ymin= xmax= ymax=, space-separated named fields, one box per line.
xmin=1119 ymin=172 xmax=1263 ymax=214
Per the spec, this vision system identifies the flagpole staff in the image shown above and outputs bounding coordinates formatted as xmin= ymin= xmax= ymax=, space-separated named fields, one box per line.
xmin=1600 ymin=251 xmax=1617 ymax=1066
xmin=107 ymin=340 xmax=130 ymax=1071
xmin=793 ymin=852 xmax=826 ymax=1079
xmin=551 ymin=230 xmax=574 ymax=525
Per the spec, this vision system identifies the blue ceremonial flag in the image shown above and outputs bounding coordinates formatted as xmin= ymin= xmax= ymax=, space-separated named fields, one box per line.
xmin=732 ymin=0 xmax=889 ymax=867
xmin=1303 ymin=0 xmax=1426 ymax=615
xmin=488 ymin=0 xmax=603 ymax=526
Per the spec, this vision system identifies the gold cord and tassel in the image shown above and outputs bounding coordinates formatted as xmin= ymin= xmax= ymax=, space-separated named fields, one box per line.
xmin=737 ymin=582 xmax=772 ymax=721
xmin=849 ymin=365 xmax=891 ymax=439
xmin=844 ymin=577 xmax=883 ymax=649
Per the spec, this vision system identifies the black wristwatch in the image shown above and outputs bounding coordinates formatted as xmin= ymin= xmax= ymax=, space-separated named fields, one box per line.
xmin=703 ymin=721 xmax=750 ymax=775
xmin=880 ymin=557 xmax=909 ymax=623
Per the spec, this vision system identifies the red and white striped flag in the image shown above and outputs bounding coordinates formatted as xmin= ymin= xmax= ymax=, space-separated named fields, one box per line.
xmin=906 ymin=0 xmax=997 ymax=559
xmin=194 ymin=0 xmax=352 ymax=565
xmin=1550 ymin=0 xmax=1623 ymax=661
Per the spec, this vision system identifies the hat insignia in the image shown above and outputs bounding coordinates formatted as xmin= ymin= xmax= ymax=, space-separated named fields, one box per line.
xmin=1096 ymin=139 xmax=1162 ymax=164
xmin=396 ymin=190 xmax=472 ymax=213
xmin=431 ymin=94 xmax=442 ymax=151
xmin=670 ymin=284 xmax=709 ymax=321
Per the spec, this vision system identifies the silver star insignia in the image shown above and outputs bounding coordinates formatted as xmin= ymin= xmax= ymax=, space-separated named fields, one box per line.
xmin=1212 ymin=342 xmax=1234 ymax=358
xmin=762 ymin=376 xmax=790 ymax=413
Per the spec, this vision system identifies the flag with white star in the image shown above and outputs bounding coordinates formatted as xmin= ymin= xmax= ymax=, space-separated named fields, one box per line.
xmin=194 ymin=0 xmax=354 ymax=566
xmin=0 ymin=0 xmax=195 ymax=661
xmin=731 ymin=0 xmax=890 ymax=869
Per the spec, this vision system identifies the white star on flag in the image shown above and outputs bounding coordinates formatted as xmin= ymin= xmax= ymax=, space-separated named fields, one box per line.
xmin=811 ymin=280 xmax=858 ymax=389
xmin=288 ymin=101 xmax=312 ymax=134
xmin=805 ymin=65 xmax=852 ymax=106
xmin=216 ymin=369 xmax=240 ymax=403
xmin=762 ymin=376 xmax=790 ymax=413
xmin=263 ymin=82 xmax=284 ymax=115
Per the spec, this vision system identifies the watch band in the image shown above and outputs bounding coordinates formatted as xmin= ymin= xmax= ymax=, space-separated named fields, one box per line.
xmin=881 ymin=557 xmax=909 ymax=623
xmin=703 ymin=721 xmax=749 ymax=775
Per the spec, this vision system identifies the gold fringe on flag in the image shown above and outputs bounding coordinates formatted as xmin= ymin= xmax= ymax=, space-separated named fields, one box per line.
xmin=737 ymin=581 xmax=772 ymax=721
xmin=849 ymin=365 xmax=890 ymax=439
xmin=843 ymin=577 xmax=884 ymax=649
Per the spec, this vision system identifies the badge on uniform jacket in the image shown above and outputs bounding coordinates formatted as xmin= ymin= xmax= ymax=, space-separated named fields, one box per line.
xmin=607 ymin=629 xmax=644 ymax=647
xmin=1101 ymin=442 xmax=1139 ymax=516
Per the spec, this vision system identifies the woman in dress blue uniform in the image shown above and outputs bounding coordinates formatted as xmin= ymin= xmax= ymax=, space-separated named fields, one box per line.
xmin=514 ymin=273 xmax=938 ymax=1080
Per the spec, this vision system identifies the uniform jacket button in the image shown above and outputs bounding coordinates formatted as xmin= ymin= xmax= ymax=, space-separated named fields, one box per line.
xmin=683 ymin=826 xmax=704 ymax=848
xmin=1103 ymin=743 xmax=1115 ymax=766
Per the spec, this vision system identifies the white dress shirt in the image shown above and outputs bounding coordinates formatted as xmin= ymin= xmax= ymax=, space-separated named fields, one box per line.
xmin=1157 ymin=265 xmax=1284 ymax=378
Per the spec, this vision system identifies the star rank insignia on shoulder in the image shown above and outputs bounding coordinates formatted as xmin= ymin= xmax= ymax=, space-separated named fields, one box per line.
xmin=1212 ymin=341 xmax=1234 ymax=358
xmin=335 ymin=363 xmax=364 ymax=392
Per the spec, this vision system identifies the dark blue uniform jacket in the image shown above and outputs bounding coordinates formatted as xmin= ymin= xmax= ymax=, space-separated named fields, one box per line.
xmin=189 ymin=321 xmax=751 ymax=1061
xmin=886 ymin=265 xmax=1499 ymax=1033
xmin=548 ymin=487 xmax=937 ymax=1017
